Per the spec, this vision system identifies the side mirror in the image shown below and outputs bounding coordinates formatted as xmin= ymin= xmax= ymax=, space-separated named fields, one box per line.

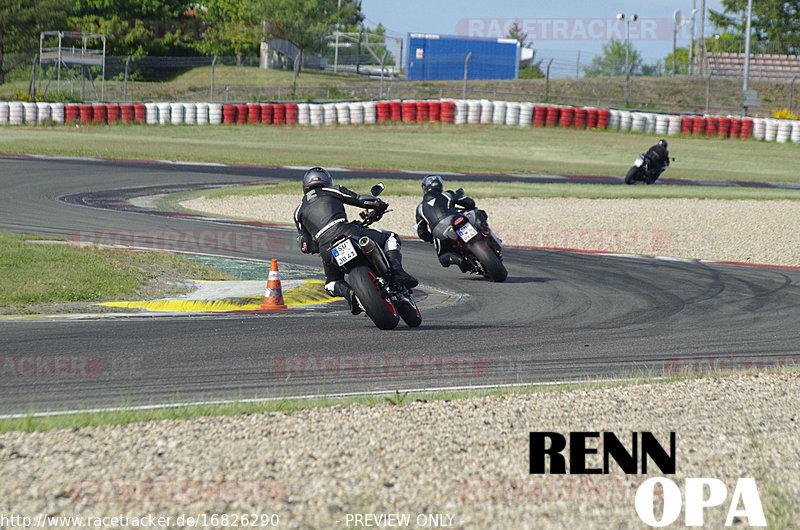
xmin=370 ymin=183 xmax=385 ymax=196
xmin=455 ymin=187 xmax=466 ymax=196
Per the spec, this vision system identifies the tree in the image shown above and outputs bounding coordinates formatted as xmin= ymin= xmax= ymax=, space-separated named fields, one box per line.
xmin=664 ymin=47 xmax=690 ymax=75
xmin=506 ymin=21 xmax=544 ymax=79
xmin=583 ymin=39 xmax=642 ymax=77
xmin=709 ymin=0 xmax=800 ymax=52
xmin=0 ymin=0 xmax=71 ymax=84
xmin=193 ymin=0 xmax=261 ymax=62
xmin=70 ymin=0 xmax=195 ymax=56
xmin=253 ymin=0 xmax=362 ymax=85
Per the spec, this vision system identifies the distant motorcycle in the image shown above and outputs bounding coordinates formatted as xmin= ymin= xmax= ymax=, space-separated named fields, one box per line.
xmin=438 ymin=189 xmax=507 ymax=282
xmin=624 ymin=154 xmax=675 ymax=185
xmin=327 ymin=184 xmax=421 ymax=330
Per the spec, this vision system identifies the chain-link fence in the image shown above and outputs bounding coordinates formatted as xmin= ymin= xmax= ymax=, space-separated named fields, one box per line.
xmin=2 ymin=53 xmax=798 ymax=115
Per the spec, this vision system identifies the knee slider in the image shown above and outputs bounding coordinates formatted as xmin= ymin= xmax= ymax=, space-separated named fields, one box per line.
xmin=386 ymin=233 xmax=401 ymax=251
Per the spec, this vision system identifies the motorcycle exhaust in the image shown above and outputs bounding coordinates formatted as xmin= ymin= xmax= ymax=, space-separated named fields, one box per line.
xmin=359 ymin=237 xmax=390 ymax=276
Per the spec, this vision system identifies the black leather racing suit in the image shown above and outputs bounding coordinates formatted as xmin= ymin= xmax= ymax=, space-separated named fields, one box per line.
xmin=415 ymin=189 xmax=477 ymax=265
xmin=644 ymin=144 xmax=670 ymax=181
xmin=294 ymin=184 xmax=411 ymax=299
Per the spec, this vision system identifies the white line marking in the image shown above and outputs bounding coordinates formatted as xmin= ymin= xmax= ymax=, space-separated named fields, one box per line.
xmin=0 ymin=377 xmax=666 ymax=419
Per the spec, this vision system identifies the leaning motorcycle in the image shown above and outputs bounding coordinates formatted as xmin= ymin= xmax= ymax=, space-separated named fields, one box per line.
xmin=327 ymin=184 xmax=422 ymax=330
xmin=624 ymin=154 xmax=674 ymax=185
xmin=439 ymin=191 xmax=507 ymax=282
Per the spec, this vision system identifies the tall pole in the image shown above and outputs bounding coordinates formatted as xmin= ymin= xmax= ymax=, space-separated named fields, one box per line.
xmin=617 ymin=13 xmax=637 ymax=104
xmin=698 ymin=0 xmax=707 ymax=75
xmin=334 ymin=0 xmax=342 ymax=72
xmin=672 ymin=25 xmax=677 ymax=76
xmin=624 ymin=19 xmax=630 ymax=103
xmin=688 ymin=0 xmax=696 ymax=75
xmin=742 ymin=0 xmax=754 ymax=115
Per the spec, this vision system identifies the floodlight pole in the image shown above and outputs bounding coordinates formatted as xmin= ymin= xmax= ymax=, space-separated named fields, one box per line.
xmin=742 ymin=0 xmax=754 ymax=115
xmin=618 ymin=13 xmax=638 ymax=104
xmin=334 ymin=0 xmax=342 ymax=72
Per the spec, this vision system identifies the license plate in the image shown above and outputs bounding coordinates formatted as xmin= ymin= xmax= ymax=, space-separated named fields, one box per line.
xmin=634 ymin=158 xmax=643 ymax=167
xmin=332 ymin=239 xmax=358 ymax=266
xmin=456 ymin=222 xmax=479 ymax=242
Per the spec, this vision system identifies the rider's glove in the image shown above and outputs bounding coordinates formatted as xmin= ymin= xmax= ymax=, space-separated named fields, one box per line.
xmin=461 ymin=197 xmax=476 ymax=210
xmin=297 ymin=234 xmax=318 ymax=254
xmin=375 ymin=199 xmax=389 ymax=212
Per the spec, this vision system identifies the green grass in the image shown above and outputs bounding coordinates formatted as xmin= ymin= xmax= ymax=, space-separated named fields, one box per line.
xmin=2 ymin=365 xmax=796 ymax=432
xmin=747 ymin=421 xmax=799 ymax=529
xmin=195 ymin=178 xmax=800 ymax=202
xmin=0 ymin=232 xmax=231 ymax=308
xmin=0 ymin=376 xmax=678 ymax=432
xmin=1 ymin=124 xmax=797 ymax=184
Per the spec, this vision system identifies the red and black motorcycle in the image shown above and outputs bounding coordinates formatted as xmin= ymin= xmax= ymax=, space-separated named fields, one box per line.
xmin=441 ymin=194 xmax=507 ymax=282
xmin=326 ymin=184 xmax=422 ymax=330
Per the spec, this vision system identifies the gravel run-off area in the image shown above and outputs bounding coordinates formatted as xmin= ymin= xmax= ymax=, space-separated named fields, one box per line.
xmin=2 ymin=195 xmax=798 ymax=528
xmin=1 ymin=375 xmax=798 ymax=528
xmin=182 ymin=195 xmax=800 ymax=267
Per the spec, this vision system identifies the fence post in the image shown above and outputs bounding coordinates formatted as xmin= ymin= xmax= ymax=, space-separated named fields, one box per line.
xmin=545 ymin=59 xmax=554 ymax=100
xmin=463 ymin=52 xmax=472 ymax=99
xmin=124 ymin=55 xmax=131 ymax=102
xmin=210 ymin=55 xmax=217 ymax=101
xmin=29 ymin=55 xmax=37 ymax=100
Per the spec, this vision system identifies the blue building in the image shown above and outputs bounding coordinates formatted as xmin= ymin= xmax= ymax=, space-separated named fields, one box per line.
xmin=406 ymin=34 xmax=520 ymax=81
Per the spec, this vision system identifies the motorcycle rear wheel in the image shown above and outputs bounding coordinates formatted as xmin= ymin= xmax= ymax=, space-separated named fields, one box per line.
xmin=470 ymin=241 xmax=508 ymax=282
xmin=349 ymin=265 xmax=399 ymax=330
xmin=624 ymin=166 xmax=639 ymax=185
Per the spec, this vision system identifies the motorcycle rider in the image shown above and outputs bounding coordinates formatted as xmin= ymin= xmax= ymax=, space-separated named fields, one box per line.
xmin=643 ymin=139 xmax=670 ymax=183
xmin=415 ymin=175 xmax=485 ymax=270
xmin=295 ymin=167 xmax=418 ymax=314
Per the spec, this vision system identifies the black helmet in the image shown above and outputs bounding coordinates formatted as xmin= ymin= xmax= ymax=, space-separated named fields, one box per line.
xmin=303 ymin=167 xmax=332 ymax=192
xmin=422 ymin=175 xmax=444 ymax=193
xmin=658 ymin=139 xmax=668 ymax=148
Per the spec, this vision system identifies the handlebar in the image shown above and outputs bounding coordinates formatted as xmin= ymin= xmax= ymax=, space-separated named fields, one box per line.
xmin=358 ymin=205 xmax=389 ymax=227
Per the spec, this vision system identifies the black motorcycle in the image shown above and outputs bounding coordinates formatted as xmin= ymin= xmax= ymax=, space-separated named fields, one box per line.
xmin=624 ymin=154 xmax=674 ymax=185
xmin=327 ymin=184 xmax=421 ymax=330
xmin=439 ymin=190 xmax=507 ymax=282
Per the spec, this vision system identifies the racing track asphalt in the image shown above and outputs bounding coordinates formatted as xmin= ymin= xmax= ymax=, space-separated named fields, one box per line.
xmin=1 ymin=156 xmax=800 ymax=415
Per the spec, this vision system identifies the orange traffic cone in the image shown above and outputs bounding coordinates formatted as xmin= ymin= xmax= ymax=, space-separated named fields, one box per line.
xmin=260 ymin=259 xmax=288 ymax=310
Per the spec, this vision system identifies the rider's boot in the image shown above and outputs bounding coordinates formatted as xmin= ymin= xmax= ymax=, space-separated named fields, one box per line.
xmin=326 ymin=280 xmax=362 ymax=315
xmin=386 ymin=250 xmax=418 ymax=288
xmin=439 ymin=252 xmax=469 ymax=273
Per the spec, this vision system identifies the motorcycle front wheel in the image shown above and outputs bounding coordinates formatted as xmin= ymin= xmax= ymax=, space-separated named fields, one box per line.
xmin=349 ymin=265 xmax=400 ymax=330
xmin=470 ymin=240 xmax=508 ymax=282
xmin=396 ymin=297 xmax=422 ymax=328
xmin=624 ymin=166 xmax=640 ymax=185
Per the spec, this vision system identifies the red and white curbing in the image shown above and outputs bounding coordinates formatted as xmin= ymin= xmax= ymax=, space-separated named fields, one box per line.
xmin=1 ymin=98 xmax=798 ymax=143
